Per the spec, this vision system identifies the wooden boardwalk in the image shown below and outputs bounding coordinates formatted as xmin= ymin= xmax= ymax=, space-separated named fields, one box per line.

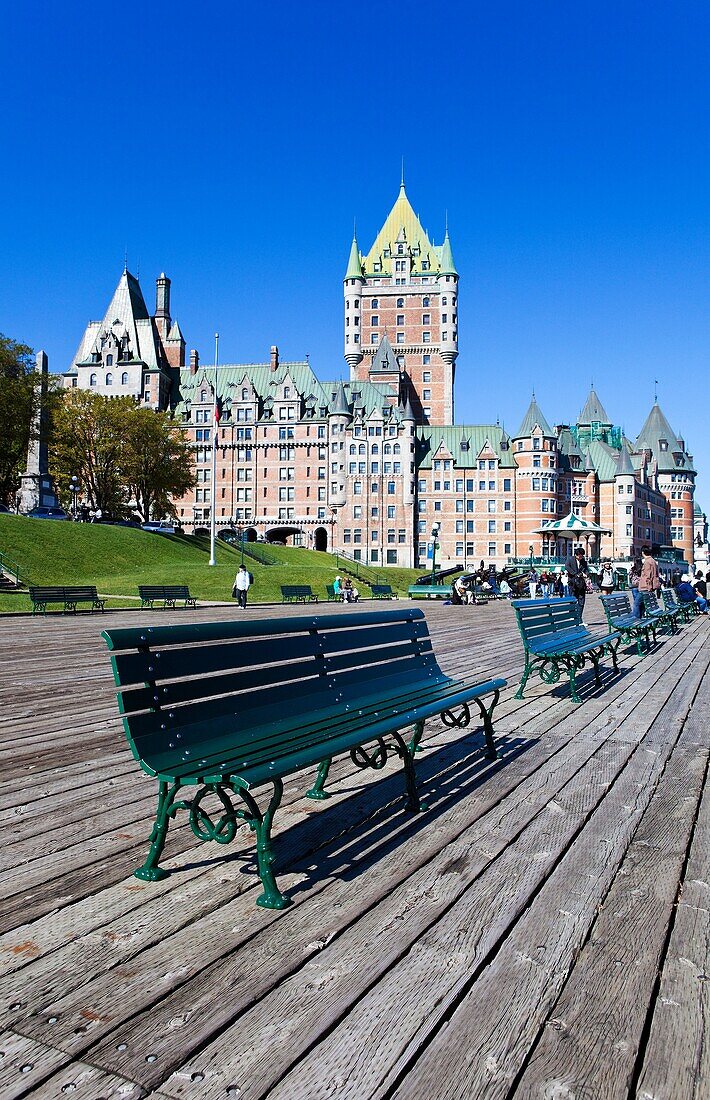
xmin=0 ymin=598 xmax=708 ymax=1099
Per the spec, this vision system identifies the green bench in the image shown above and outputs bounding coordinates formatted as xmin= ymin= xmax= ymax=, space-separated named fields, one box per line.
xmin=326 ymin=584 xmax=339 ymax=601
xmin=408 ymin=584 xmax=452 ymax=599
xmin=512 ymin=597 xmax=620 ymax=705
xmin=29 ymin=585 xmax=106 ymax=614
xmin=281 ymin=585 xmax=319 ymax=604
xmin=642 ymin=590 xmax=679 ymax=633
xmin=102 ymin=608 xmax=506 ymax=910
xmin=138 ymin=585 xmax=196 ymax=610
xmin=600 ymin=593 xmax=658 ymax=657
xmin=663 ymin=588 xmax=695 ymax=623
xmin=371 ymin=584 xmax=397 ymax=599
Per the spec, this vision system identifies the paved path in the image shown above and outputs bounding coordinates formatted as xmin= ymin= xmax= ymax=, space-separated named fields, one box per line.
xmin=0 ymin=598 xmax=708 ymax=1098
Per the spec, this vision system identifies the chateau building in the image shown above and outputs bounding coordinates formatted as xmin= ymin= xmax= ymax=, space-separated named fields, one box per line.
xmin=62 ymin=183 xmax=698 ymax=568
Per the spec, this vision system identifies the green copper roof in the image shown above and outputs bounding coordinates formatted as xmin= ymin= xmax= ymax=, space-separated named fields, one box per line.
xmin=438 ymin=231 xmax=457 ymax=276
xmin=344 ymin=236 xmax=364 ymax=280
xmin=635 ymin=402 xmax=696 ymax=473
xmin=578 ymin=388 xmax=610 ymax=425
xmin=363 ymin=185 xmax=441 ymax=276
xmin=515 ymin=396 xmax=554 ymax=438
xmin=329 ymin=380 xmax=352 ymax=417
xmin=615 ymin=445 xmax=635 ymax=476
xmin=417 ymin=425 xmax=517 ymax=469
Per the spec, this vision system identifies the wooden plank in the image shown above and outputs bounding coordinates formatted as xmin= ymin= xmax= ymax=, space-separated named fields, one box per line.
xmin=21 ymin=1059 xmax=147 ymax=1098
xmin=511 ymin=744 xmax=707 ymax=1099
xmin=0 ymin=1029 xmax=70 ymax=1098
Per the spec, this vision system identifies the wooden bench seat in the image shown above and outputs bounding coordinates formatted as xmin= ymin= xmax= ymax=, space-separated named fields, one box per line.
xmin=280 ymin=585 xmax=319 ymax=604
xmin=662 ymin=588 xmax=695 ymax=623
xmin=138 ymin=585 xmax=196 ymax=610
xmin=512 ymin=597 xmax=620 ymax=704
xmin=408 ymin=584 xmax=452 ymax=599
xmin=102 ymin=608 xmax=506 ymax=910
xmin=600 ymin=593 xmax=659 ymax=657
xmin=29 ymin=585 xmax=106 ymax=614
xmin=370 ymin=584 xmax=397 ymax=599
xmin=643 ymin=590 xmax=679 ymax=633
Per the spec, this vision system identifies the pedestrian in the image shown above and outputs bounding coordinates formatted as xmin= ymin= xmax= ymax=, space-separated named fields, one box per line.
xmin=565 ymin=546 xmax=589 ymax=620
xmin=553 ymin=572 xmax=564 ymax=597
xmin=342 ymin=576 xmax=354 ymax=603
xmin=693 ymin=572 xmax=709 ymax=612
xmin=528 ymin=568 xmax=540 ymax=599
xmin=629 ymin=553 xmax=644 ymax=618
xmin=560 ymin=568 xmax=570 ymax=597
xmin=678 ymin=575 xmax=708 ymax=614
xmin=540 ymin=571 xmax=551 ymax=598
xmin=333 ymin=575 xmax=342 ymax=600
xmin=600 ymin=561 xmax=615 ymax=595
xmin=637 ymin=545 xmax=660 ymax=617
xmin=232 ymin=564 xmax=252 ymax=609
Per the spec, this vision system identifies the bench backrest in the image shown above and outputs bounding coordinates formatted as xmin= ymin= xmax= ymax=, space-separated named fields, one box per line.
xmin=644 ymin=591 xmax=662 ymax=613
xmin=29 ymin=585 xmax=98 ymax=599
xmin=64 ymin=585 xmax=99 ymax=599
xmin=281 ymin=585 xmax=313 ymax=596
xmin=372 ymin=585 xmax=393 ymax=595
xmin=103 ymin=608 xmax=441 ymax=777
xmin=408 ymin=585 xmax=452 ymax=596
xmin=163 ymin=585 xmax=191 ymax=598
xmin=600 ymin=593 xmax=633 ymax=621
xmin=29 ymin=586 xmax=66 ymax=599
xmin=139 ymin=586 xmax=167 ymax=598
xmin=511 ymin=598 xmax=585 ymax=649
xmin=661 ymin=589 xmax=679 ymax=611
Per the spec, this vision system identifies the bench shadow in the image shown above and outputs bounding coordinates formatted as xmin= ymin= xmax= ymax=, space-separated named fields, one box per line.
xmin=177 ymin=730 xmax=536 ymax=896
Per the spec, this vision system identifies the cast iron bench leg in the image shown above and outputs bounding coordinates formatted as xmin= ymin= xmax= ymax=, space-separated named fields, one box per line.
xmin=307 ymin=758 xmax=332 ymax=800
xmin=135 ymin=779 xmax=182 ymax=882
xmin=473 ymin=690 xmax=500 ymax=759
xmin=515 ymin=656 xmax=534 ymax=700
xmin=237 ymin=781 xmax=291 ymax=909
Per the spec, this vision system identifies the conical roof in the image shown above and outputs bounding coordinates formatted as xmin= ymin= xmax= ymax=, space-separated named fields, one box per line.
xmin=401 ymin=393 xmax=416 ymax=421
xmin=344 ymin=235 xmax=363 ymax=280
xmin=515 ymin=395 xmax=554 ymax=438
xmin=329 ymin=381 xmax=352 ymax=417
xmin=438 ymin=230 xmax=457 ymax=277
xmin=72 ymin=268 xmax=163 ymax=371
xmin=615 ymin=445 xmax=635 ymax=476
xmin=370 ymin=334 xmax=398 ymax=373
xmin=635 ymin=402 xmax=694 ymax=472
xmin=166 ymin=319 xmax=184 ymax=342
xmin=578 ymin=388 xmax=610 ymax=424
xmin=534 ymin=511 xmax=611 ymax=535
xmin=583 ymin=448 xmax=595 ymax=473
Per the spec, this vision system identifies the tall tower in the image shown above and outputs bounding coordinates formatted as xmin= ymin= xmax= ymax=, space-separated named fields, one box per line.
xmin=344 ymin=180 xmax=459 ymax=426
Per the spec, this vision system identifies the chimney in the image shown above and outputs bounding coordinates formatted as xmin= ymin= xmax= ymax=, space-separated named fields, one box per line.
xmin=189 ymin=349 xmax=199 ymax=375
xmin=270 ymin=345 xmax=279 ymax=372
xmin=156 ymin=273 xmax=171 ymax=321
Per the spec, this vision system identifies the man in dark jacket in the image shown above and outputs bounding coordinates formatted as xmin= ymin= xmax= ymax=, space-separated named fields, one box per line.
xmin=565 ymin=546 xmax=589 ymax=619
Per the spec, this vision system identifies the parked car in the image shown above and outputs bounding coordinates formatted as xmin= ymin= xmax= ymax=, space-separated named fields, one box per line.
xmin=27 ymin=506 xmax=69 ymax=520
xmin=142 ymin=520 xmax=178 ymax=534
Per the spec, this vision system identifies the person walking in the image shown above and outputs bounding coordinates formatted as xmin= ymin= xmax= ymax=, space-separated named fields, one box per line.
xmin=600 ymin=561 xmax=615 ymax=595
xmin=565 ymin=546 xmax=589 ymax=619
xmin=637 ymin=545 xmax=660 ymax=617
xmin=528 ymin=568 xmax=540 ymax=599
xmin=629 ymin=554 xmax=644 ymax=618
xmin=233 ymin=564 xmax=252 ymax=609
xmin=560 ymin=567 xmax=570 ymax=597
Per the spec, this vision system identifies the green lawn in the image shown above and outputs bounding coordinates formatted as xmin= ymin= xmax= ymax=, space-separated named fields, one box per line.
xmin=0 ymin=515 xmax=421 ymax=612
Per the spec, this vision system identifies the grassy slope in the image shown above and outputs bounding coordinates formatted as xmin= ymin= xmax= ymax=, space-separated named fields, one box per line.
xmin=0 ymin=516 xmax=420 ymax=611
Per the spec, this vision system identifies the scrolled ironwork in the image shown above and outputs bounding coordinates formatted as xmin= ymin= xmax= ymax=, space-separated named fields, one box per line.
xmin=440 ymin=703 xmax=472 ymax=729
xmin=539 ymin=662 xmax=561 ymax=685
xmin=350 ymin=739 xmax=389 ymax=770
xmin=188 ymin=783 xmax=239 ymax=845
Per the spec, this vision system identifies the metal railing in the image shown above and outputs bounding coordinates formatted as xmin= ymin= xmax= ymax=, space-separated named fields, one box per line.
xmin=333 ymin=549 xmax=385 ymax=585
xmin=0 ymin=550 xmax=29 ymax=588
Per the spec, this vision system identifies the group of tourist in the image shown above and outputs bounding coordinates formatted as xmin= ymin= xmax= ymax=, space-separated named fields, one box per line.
xmin=628 ymin=549 xmax=709 ymax=616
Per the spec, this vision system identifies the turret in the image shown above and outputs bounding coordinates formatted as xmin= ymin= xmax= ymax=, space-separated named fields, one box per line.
xmin=614 ymin=446 xmax=636 ymax=558
xmin=327 ymin=382 xmax=351 ymax=509
xmin=437 ymin=229 xmax=458 ymax=368
xmin=343 ymin=234 xmax=364 ymax=371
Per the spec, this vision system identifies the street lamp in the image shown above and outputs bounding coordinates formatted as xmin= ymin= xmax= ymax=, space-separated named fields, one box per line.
xmin=69 ymin=476 xmax=80 ymax=520
xmin=529 ymin=544 xmax=534 ymax=569
xmin=430 ymin=521 xmax=441 ymax=585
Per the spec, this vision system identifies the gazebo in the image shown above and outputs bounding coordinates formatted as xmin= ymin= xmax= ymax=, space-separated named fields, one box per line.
xmin=533 ymin=511 xmax=612 ymax=562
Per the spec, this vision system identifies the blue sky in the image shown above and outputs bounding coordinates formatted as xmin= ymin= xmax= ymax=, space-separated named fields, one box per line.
xmin=2 ymin=1 xmax=709 ymax=501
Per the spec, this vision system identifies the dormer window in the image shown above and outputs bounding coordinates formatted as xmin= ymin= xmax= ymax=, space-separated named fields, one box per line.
xmin=374 ymin=262 xmax=382 ymax=272
xmin=460 ymin=440 xmax=469 ymax=451
xmin=659 ymin=439 xmax=668 ymax=451
xmin=397 ymin=244 xmax=404 ymax=255
xmin=242 ymin=388 xmax=249 ymax=400
xmin=284 ymin=386 xmax=291 ymax=398
xmin=533 ymin=437 xmax=541 ymax=450
xmin=421 ymin=260 xmax=429 ymax=270
xmin=200 ymin=390 xmax=207 ymax=402
xmin=106 ymin=354 xmax=113 ymax=366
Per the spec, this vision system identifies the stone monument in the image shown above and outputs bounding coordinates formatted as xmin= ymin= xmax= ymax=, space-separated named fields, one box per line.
xmin=16 ymin=351 xmax=60 ymax=513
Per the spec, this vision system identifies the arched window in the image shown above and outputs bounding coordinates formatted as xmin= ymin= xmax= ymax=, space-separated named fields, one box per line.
xmin=442 ymin=296 xmax=447 ymax=305
xmin=200 ymin=390 xmax=207 ymax=402
xmin=371 ymin=298 xmax=379 ymax=309
xmin=358 ymin=444 xmax=366 ymax=455
xmin=242 ymin=387 xmax=249 ymax=400
xmin=349 ymin=444 xmax=356 ymax=454
xmin=284 ymin=386 xmax=291 ymax=398
xmin=105 ymin=373 xmax=113 ymax=386
xmin=89 ymin=373 xmax=97 ymax=387
xmin=423 ymin=296 xmax=430 ymax=307
xmin=121 ymin=372 xmax=129 ymax=385
xmin=384 ymin=444 xmax=391 ymax=455
xmin=394 ymin=443 xmax=401 ymax=455
xmin=371 ymin=443 xmax=379 ymax=455
xmin=397 ymin=297 xmax=404 ymax=308
xmin=106 ymin=354 xmax=113 ymax=367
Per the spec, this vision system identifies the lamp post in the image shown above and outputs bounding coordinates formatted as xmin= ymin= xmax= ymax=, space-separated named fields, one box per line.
xmin=529 ymin=544 xmax=534 ymax=569
xmin=430 ymin=521 xmax=441 ymax=586
xmin=69 ymin=476 xmax=80 ymax=520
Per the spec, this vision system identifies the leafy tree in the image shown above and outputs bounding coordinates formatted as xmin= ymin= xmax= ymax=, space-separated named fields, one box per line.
xmin=50 ymin=391 xmax=195 ymax=521
xmin=121 ymin=407 xmax=195 ymax=522
xmin=51 ymin=390 xmax=133 ymax=517
xmin=0 ymin=334 xmax=38 ymax=503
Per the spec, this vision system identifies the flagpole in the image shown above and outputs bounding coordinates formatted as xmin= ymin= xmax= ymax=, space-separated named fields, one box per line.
xmin=209 ymin=332 xmax=219 ymax=567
